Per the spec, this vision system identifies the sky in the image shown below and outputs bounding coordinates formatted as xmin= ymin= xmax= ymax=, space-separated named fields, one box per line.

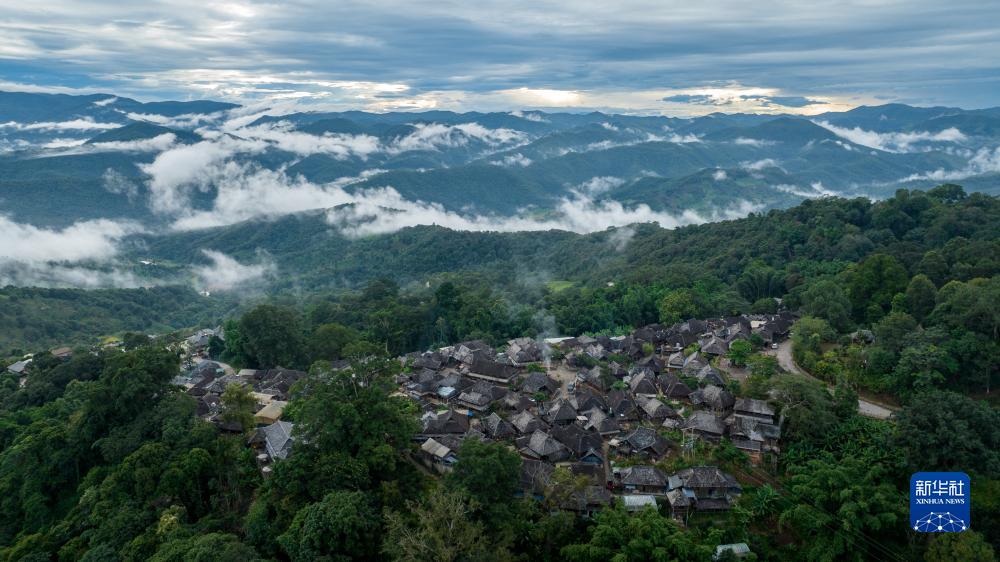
xmin=1 ymin=1 xmax=999 ymax=115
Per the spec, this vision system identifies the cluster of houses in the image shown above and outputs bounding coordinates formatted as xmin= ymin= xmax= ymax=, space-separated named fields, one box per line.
xmin=173 ymin=326 xmax=308 ymax=475
xmin=5 ymin=346 xmax=75 ymax=386
xmin=159 ymin=311 xmax=791 ymax=523
xmin=185 ymin=364 xmax=304 ymax=475
xmin=406 ymin=313 xmax=793 ymax=521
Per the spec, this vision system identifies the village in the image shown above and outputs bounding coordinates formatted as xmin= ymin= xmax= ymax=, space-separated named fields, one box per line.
xmin=403 ymin=313 xmax=792 ymax=529
xmin=141 ymin=312 xmax=792 ymax=545
xmin=6 ymin=311 xmax=793 ymax=557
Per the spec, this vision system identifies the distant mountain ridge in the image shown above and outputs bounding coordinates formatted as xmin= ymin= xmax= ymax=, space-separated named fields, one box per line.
xmin=0 ymin=90 xmax=997 ymax=232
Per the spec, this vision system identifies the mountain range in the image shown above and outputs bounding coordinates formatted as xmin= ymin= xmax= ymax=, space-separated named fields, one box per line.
xmin=0 ymin=90 xmax=998 ymax=292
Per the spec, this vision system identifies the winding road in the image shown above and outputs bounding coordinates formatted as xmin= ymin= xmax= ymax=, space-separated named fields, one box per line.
xmin=773 ymin=340 xmax=896 ymax=420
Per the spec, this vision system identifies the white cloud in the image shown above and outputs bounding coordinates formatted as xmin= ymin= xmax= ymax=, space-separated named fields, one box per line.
xmin=387 ymin=122 xmax=527 ymax=153
xmin=242 ymin=122 xmax=381 ymax=158
xmin=712 ymin=169 xmax=728 ymax=181
xmin=326 ymin=188 xmax=763 ymax=238
xmin=901 ymin=146 xmax=1000 ymax=182
xmin=568 ymin=131 xmax=699 ymax=155
xmin=510 ymin=110 xmax=548 ymax=122
xmin=91 ymin=133 xmax=178 ymax=152
xmin=772 ymin=182 xmax=837 ymax=198
xmin=490 ymin=153 xmax=533 ymax=167
xmin=740 ymin=158 xmax=780 ymax=171
xmin=0 ymin=216 xmax=143 ymax=288
xmin=193 ymin=249 xmax=275 ymax=291
xmin=733 ymin=137 xmax=775 ymax=147
xmin=575 ymin=176 xmax=625 ymax=194
xmin=93 ymin=96 xmax=118 ymax=107
xmin=224 ymin=120 xmax=527 ymax=160
xmin=813 ymin=120 xmax=967 ymax=153
xmin=102 ymin=168 xmax=139 ymax=201
xmin=664 ymin=133 xmax=701 ymax=143
xmin=0 ymin=118 xmax=121 ymax=131
xmin=168 ymin=163 xmax=356 ymax=230
xmin=810 ymin=181 xmax=837 ymax=196
xmin=41 ymin=138 xmax=88 ymax=149
xmin=140 ymin=136 xmax=269 ymax=214
xmin=0 ymin=263 xmax=143 ymax=289
xmin=124 ymin=111 xmax=224 ymax=128
xmin=0 ymin=217 xmax=138 ymax=263
xmin=607 ymin=226 xmax=635 ymax=251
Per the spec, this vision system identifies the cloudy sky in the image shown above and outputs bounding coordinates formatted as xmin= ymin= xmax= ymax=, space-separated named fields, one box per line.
xmin=1 ymin=1 xmax=999 ymax=114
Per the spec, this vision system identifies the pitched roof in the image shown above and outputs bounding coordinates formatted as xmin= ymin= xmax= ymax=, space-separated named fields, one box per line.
xmin=657 ymin=373 xmax=692 ymax=398
xmin=727 ymin=414 xmax=781 ymax=442
xmin=667 ymin=351 xmax=686 ymax=368
xmin=6 ymin=359 xmax=31 ymax=374
xmin=551 ymin=424 xmax=603 ymax=457
xmin=423 ymin=409 xmax=470 ymax=434
xmin=624 ymin=426 xmax=671 ymax=456
xmin=637 ymin=395 xmax=677 ymax=420
xmin=507 ymin=337 xmax=545 ymax=364
xmin=524 ymin=430 xmax=571 ymax=461
xmin=683 ymin=410 xmax=726 ymax=436
xmin=482 ymin=412 xmax=516 ymax=439
xmin=666 ymin=488 xmax=692 ymax=507
xmin=622 ymin=495 xmax=659 ymax=511
xmin=696 ymin=364 xmax=726 ymax=386
xmin=621 ymin=465 xmax=668 ymax=487
xmin=259 ymin=420 xmax=295 ymax=460
xmin=468 ymin=357 xmax=517 ymax=382
xmin=421 ymin=437 xmax=454 ymax=460
xmin=690 ymin=385 xmax=735 ymax=411
xmin=734 ymin=398 xmax=775 ymax=419
xmin=457 ymin=391 xmax=492 ymax=409
xmin=629 ymin=371 xmax=659 ymax=395
xmin=670 ymin=466 xmax=741 ymax=490
xmin=543 ymin=400 xmax=578 ymax=423
xmin=521 ymin=371 xmax=558 ymax=394
xmin=510 ymin=410 xmax=544 ymax=434
xmin=583 ymin=407 xmax=620 ymax=434
xmin=569 ymin=389 xmax=606 ymax=412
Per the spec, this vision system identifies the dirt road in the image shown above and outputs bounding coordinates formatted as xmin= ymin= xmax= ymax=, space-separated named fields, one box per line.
xmin=773 ymin=340 xmax=896 ymax=420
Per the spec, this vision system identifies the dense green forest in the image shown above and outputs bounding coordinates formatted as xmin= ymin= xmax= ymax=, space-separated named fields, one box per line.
xmin=0 ymin=185 xmax=996 ymax=559
xmin=7 ymin=185 xmax=999 ymax=394
xmin=0 ymin=317 xmax=997 ymax=560
xmin=0 ymin=287 xmax=237 ymax=355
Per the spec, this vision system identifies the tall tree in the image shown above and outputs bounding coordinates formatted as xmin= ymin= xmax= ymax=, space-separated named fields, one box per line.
xmin=924 ymin=531 xmax=996 ymax=562
xmin=277 ymin=491 xmax=380 ymax=562
xmin=384 ymin=491 xmax=511 ymax=562
xmin=905 ymin=274 xmax=938 ymax=324
xmin=800 ymin=278 xmax=853 ymax=332
xmin=847 ymin=254 xmax=909 ymax=324
xmin=238 ymin=304 xmax=303 ymax=369
xmin=779 ymin=456 xmax=904 ymax=562
xmin=560 ymin=505 xmax=709 ymax=562
xmin=445 ymin=439 xmax=522 ymax=508
xmin=220 ymin=383 xmax=256 ymax=433
xmin=894 ymin=391 xmax=1000 ymax=475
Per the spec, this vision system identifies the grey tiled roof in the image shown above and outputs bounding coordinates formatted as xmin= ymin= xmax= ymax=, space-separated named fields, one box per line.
xmin=621 ymin=465 xmax=668 ymax=487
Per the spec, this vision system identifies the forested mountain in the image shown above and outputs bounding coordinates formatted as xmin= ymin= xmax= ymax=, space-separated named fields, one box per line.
xmin=0 ymin=184 xmax=996 ymax=561
xmin=1 ymin=91 xmax=997 ymax=229
xmin=5 ymin=185 xmax=997 ymax=367
xmin=1 ymin=90 xmax=999 ymax=561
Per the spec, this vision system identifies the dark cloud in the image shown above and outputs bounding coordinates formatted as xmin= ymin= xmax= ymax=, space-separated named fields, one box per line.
xmin=0 ymin=1 xmax=998 ymax=110
xmin=663 ymin=94 xmax=715 ymax=104
xmin=763 ymin=96 xmax=827 ymax=108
